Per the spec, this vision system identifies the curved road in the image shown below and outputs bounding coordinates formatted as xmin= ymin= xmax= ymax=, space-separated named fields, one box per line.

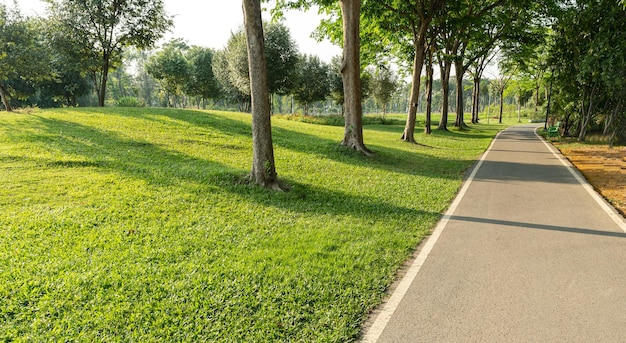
xmin=363 ymin=125 xmax=626 ymax=342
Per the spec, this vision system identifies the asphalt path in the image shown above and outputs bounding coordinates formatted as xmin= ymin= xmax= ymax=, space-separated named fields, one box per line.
xmin=362 ymin=125 xmax=626 ymax=342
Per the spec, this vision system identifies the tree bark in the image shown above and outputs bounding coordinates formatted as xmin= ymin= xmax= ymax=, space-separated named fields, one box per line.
xmin=402 ymin=45 xmax=426 ymax=142
xmin=544 ymin=75 xmax=553 ymax=130
xmin=401 ymin=53 xmax=422 ymax=142
xmin=578 ymin=85 xmax=597 ymax=142
xmin=424 ymin=49 xmax=434 ymax=135
xmin=438 ymin=59 xmax=452 ymax=131
xmin=339 ymin=0 xmax=372 ymax=155
xmin=454 ymin=59 xmax=467 ymax=129
xmin=471 ymin=76 xmax=481 ymax=124
xmin=498 ymin=88 xmax=504 ymax=124
xmin=98 ymin=53 xmax=110 ymax=107
xmin=0 ymin=84 xmax=13 ymax=112
xmin=401 ymin=16 xmax=431 ymax=142
xmin=242 ymin=0 xmax=282 ymax=190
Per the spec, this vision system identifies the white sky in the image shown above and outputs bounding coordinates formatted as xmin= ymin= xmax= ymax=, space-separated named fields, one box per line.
xmin=12 ymin=0 xmax=342 ymax=62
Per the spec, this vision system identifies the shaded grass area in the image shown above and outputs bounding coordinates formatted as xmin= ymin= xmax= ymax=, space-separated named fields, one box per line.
xmin=0 ymin=108 xmax=507 ymax=341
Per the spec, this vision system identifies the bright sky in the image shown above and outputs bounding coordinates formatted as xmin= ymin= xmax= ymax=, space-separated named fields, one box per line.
xmin=12 ymin=0 xmax=342 ymax=62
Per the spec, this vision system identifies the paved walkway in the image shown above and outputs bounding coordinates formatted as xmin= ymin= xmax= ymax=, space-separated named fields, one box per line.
xmin=362 ymin=125 xmax=626 ymax=342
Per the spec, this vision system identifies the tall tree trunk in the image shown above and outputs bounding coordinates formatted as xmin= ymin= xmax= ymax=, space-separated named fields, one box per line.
xmin=242 ymin=0 xmax=282 ymax=190
xmin=603 ymin=99 xmax=621 ymax=136
xmin=471 ymin=76 xmax=480 ymax=124
xmin=544 ymin=75 xmax=553 ymax=130
xmin=454 ymin=59 xmax=467 ymax=128
xmin=339 ymin=0 xmax=372 ymax=155
xmin=425 ymin=49 xmax=434 ymax=135
xmin=401 ymin=15 xmax=431 ymax=142
xmin=534 ymin=83 xmax=540 ymax=119
xmin=438 ymin=60 xmax=452 ymax=131
xmin=498 ymin=89 xmax=504 ymax=124
xmin=578 ymin=85 xmax=597 ymax=142
xmin=0 ymin=84 xmax=13 ymax=112
xmin=401 ymin=49 xmax=425 ymax=142
xmin=99 ymin=54 xmax=110 ymax=107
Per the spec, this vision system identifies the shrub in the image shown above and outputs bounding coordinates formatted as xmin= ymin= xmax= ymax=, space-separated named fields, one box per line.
xmin=115 ymin=97 xmax=144 ymax=107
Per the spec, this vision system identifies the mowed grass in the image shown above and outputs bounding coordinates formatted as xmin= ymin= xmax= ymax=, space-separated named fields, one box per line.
xmin=0 ymin=108 xmax=508 ymax=341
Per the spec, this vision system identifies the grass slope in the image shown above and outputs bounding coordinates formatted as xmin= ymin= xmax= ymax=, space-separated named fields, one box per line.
xmin=0 ymin=108 xmax=508 ymax=341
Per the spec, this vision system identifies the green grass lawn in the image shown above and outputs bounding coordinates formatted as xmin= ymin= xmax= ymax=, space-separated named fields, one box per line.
xmin=0 ymin=108 xmax=509 ymax=341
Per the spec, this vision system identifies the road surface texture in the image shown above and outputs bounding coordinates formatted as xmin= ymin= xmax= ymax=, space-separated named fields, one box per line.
xmin=362 ymin=125 xmax=626 ymax=342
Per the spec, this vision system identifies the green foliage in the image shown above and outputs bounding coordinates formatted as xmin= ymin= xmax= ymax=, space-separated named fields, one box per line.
xmin=0 ymin=107 xmax=507 ymax=341
xmin=371 ymin=66 xmax=399 ymax=114
xmin=212 ymin=22 xmax=299 ymax=108
xmin=291 ymin=54 xmax=331 ymax=115
xmin=145 ymin=39 xmax=190 ymax=107
xmin=264 ymin=22 xmax=300 ymax=95
xmin=49 ymin=0 xmax=173 ymax=106
xmin=549 ymin=0 xmax=626 ymax=140
xmin=0 ymin=3 xmax=51 ymax=110
xmin=185 ymin=46 xmax=221 ymax=105
xmin=115 ymin=97 xmax=144 ymax=107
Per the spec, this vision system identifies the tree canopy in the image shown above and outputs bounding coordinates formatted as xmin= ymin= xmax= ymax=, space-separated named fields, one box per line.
xmin=47 ymin=0 xmax=173 ymax=107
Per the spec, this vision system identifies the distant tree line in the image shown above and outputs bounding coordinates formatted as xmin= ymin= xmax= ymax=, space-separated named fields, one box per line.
xmin=2 ymin=0 xmax=624 ymax=145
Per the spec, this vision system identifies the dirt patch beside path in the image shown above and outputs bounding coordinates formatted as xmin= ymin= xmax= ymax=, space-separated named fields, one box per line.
xmin=554 ymin=143 xmax=626 ymax=217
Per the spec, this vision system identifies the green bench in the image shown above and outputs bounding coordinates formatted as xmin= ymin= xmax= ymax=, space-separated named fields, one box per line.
xmin=547 ymin=122 xmax=560 ymax=138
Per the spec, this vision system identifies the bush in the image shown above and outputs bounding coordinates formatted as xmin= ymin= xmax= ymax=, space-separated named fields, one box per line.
xmin=115 ymin=97 xmax=144 ymax=107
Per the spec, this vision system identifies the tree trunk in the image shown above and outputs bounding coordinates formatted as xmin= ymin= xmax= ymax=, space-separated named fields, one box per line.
xmin=498 ymin=89 xmax=504 ymax=124
xmin=0 ymin=84 xmax=13 ymax=112
xmin=339 ymin=0 xmax=372 ymax=155
xmin=578 ymin=85 xmax=597 ymax=142
xmin=471 ymin=76 xmax=481 ymax=124
xmin=402 ymin=40 xmax=427 ymax=142
xmin=401 ymin=51 xmax=423 ymax=142
xmin=544 ymin=75 xmax=553 ymax=130
xmin=98 ymin=54 xmax=110 ymax=107
xmin=438 ymin=60 xmax=452 ymax=131
xmin=425 ymin=49 xmax=434 ymax=135
xmin=604 ymin=99 xmax=621 ymax=136
xmin=454 ymin=59 xmax=467 ymax=129
xmin=242 ymin=0 xmax=282 ymax=190
xmin=517 ymin=96 xmax=521 ymax=123
xmin=534 ymin=83 xmax=540 ymax=119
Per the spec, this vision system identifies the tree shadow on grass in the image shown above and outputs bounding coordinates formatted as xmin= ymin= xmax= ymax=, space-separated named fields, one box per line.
xmin=224 ymin=177 xmax=444 ymax=224
xmin=109 ymin=108 xmax=484 ymax=180
xmin=5 ymin=113 xmax=443 ymax=223
xmin=10 ymin=115 xmax=235 ymax=188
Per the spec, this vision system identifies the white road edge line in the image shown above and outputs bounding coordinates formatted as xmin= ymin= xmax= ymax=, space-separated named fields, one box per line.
xmin=535 ymin=127 xmax=626 ymax=233
xmin=360 ymin=128 xmax=508 ymax=343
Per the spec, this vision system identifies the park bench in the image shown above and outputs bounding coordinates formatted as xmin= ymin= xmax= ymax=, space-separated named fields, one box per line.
xmin=547 ymin=122 xmax=560 ymax=138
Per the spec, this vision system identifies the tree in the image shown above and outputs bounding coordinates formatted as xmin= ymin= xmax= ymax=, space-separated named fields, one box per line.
xmin=264 ymin=22 xmax=300 ymax=96
xmin=125 ymin=48 xmax=159 ymax=107
xmin=291 ymin=54 xmax=331 ymax=114
xmin=243 ymin=0 xmax=282 ymax=190
xmin=145 ymin=39 xmax=190 ymax=108
xmin=338 ymin=0 xmax=372 ymax=154
xmin=213 ymin=34 xmax=251 ymax=111
xmin=491 ymin=72 xmax=511 ymax=124
xmin=40 ymin=53 xmax=92 ymax=107
xmin=185 ymin=47 xmax=221 ymax=109
xmin=48 ymin=0 xmax=172 ymax=107
xmin=328 ymin=54 xmax=372 ymax=116
xmin=549 ymin=0 xmax=626 ymax=141
xmin=212 ymin=22 xmax=299 ymax=112
xmin=0 ymin=4 xmax=50 ymax=111
xmin=371 ymin=65 xmax=398 ymax=115
xmin=272 ymin=0 xmax=372 ymax=154
xmin=362 ymin=0 xmax=445 ymax=141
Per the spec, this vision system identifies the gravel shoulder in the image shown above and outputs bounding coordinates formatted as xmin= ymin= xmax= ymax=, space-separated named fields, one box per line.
xmin=555 ymin=143 xmax=626 ymax=217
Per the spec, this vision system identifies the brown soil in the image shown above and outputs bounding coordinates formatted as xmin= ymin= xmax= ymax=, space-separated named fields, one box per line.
xmin=554 ymin=143 xmax=626 ymax=217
